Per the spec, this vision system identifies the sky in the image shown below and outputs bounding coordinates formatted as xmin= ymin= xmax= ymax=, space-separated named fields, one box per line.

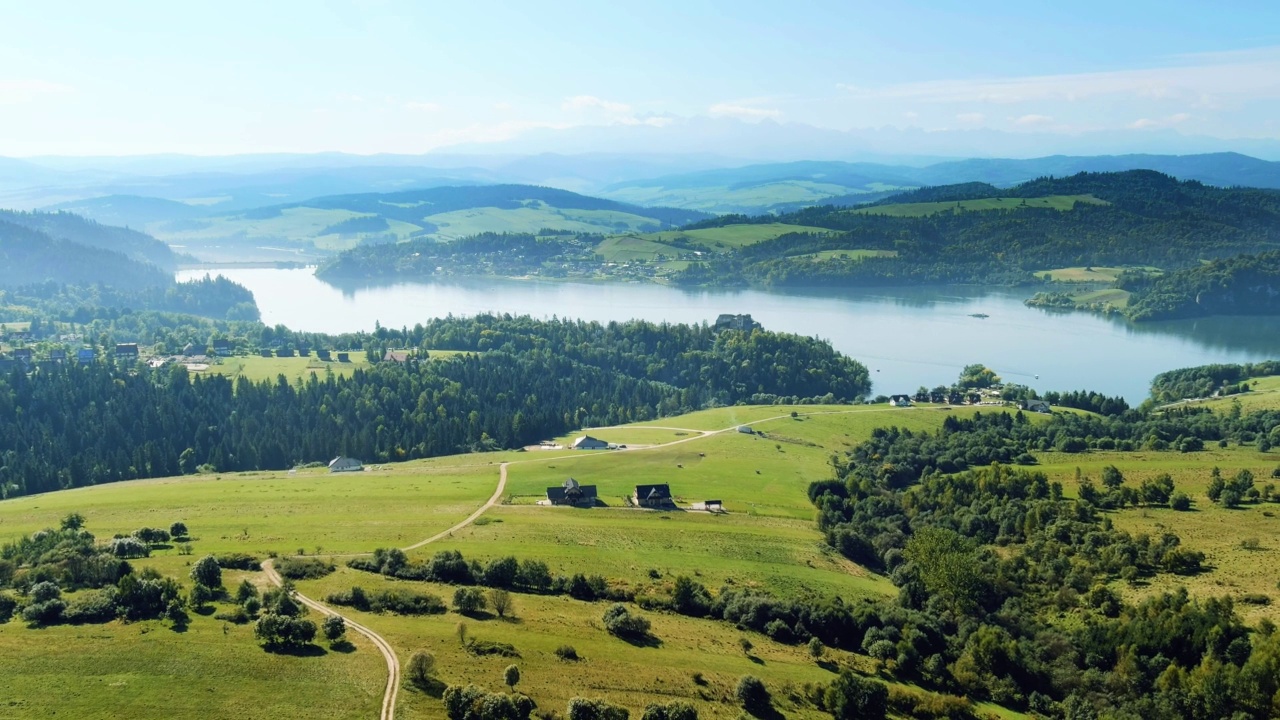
xmin=3 ymin=0 xmax=1280 ymax=156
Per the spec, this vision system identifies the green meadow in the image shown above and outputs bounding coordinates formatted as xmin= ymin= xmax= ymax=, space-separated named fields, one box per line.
xmin=595 ymin=223 xmax=831 ymax=263
xmin=1034 ymin=266 xmax=1161 ymax=283
xmin=853 ymin=194 xmax=1107 ymax=218
xmin=194 ymin=352 xmax=466 ymax=385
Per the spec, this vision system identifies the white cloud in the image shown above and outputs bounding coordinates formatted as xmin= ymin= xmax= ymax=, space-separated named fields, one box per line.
xmin=838 ymin=47 xmax=1280 ymax=106
xmin=955 ymin=112 xmax=986 ymax=125
xmin=707 ymin=102 xmax=782 ymax=120
xmin=404 ymin=101 xmax=442 ymax=112
xmin=1129 ymin=112 xmax=1191 ymax=130
xmin=1013 ymin=113 xmax=1054 ymax=127
xmin=562 ymin=95 xmax=633 ymax=114
xmin=0 ymin=79 xmax=72 ymax=104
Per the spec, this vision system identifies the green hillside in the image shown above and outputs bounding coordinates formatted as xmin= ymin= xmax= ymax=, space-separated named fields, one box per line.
xmin=148 ymin=185 xmax=711 ymax=262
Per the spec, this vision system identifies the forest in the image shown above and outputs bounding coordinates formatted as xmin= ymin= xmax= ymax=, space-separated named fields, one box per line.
xmin=1121 ymin=252 xmax=1280 ymax=321
xmin=808 ymin=408 xmax=1280 ymax=718
xmin=673 ymin=171 xmax=1280 ymax=288
xmin=0 ymin=315 xmax=870 ymax=498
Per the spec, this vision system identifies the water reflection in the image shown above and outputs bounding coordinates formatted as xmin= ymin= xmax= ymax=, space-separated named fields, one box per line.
xmin=178 ymin=268 xmax=1280 ymax=402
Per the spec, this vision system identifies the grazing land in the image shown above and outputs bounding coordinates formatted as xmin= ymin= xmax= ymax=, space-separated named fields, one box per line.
xmin=1033 ymin=266 xmax=1160 ymax=283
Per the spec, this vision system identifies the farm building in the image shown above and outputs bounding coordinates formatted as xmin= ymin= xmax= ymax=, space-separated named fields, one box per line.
xmin=571 ymin=435 xmax=609 ymax=450
xmin=336 ymin=352 xmax=350 ymax=362
xmin=546 ymin=478 xmax=598 ymax=507
xmin=49 ymin=349 xmax=66 ymax=363
xmin=1023 ymin=399 xmax=1052 ymax=414
xmin=889 ymin=394 xmax=912 ymax=407
xmin=316 ymin=349 xmax=332 ymax=361
xmin=328 ymin=456 xmax=363 ymax=473
xmin=13 ymin=348 xmax=32 ymax=365
xmin=76 ymin=348 xmax=95 ymax=363
xmin=737 ymin=425 xmax=754 ymax=434
xmin=633 ymin=484 xmax=675 ymax=509
xmin=383 ymin=349 xmax=411 ymax=363
xmin=212 ymin=339 xmax=231 ymax=356
xmin=115 ymin=343 xmax=139 ymax=358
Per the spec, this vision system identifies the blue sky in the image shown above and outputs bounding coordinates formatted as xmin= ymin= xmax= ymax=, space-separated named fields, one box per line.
xmin=3 ymin=0 xmax=1279 ymax=155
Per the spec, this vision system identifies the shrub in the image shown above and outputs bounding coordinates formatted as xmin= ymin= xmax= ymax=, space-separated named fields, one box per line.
xmin=468 ymin=639 xmax=521 ymax=657
xmin=407 ymin=650 xmax=436 ymax=688
xmin=641 ymin=701 xmax=697 ymax=720
xmin=275 ymin=556 xmax=335 ymax=580
xmin=215 ymin=553 xmax=262 ymax=571
xmin=327 ymin=586 xmax=445 ymax=615
xmin=1170 ymin=492 xmax=1193 ymax=511
xmin=555 ymin=644 xmax=580 ymax=661
xmin=0 ymin=593 xmax=17 ymax=623
xmin=214 ymin=606 xmax=252 ymax=624
xmin=490 ymin=588 xmax=514 ymax=618
xmin=825 ymin=671 xmax=888 ymax=720
xmin=504 ymin=664 xmax=521 ymax=690
xmin=602 ymin=603 xmax=651 ymax=640
xmin=254 ymin=613 xmax=317 ymax=649
xmin=567 ymin=697 xmax=630 ymax=720
xmin=110 ymin=536 xmax=150 ymax=558
xmin=191 ymin=555 xmax=222 ymax=588
xmin=454 ymin=587 xmax=487 ymax=615
xmin=133 ymin=527 xmax=171 ymax=545
xmin=735 ymin=675 xmax=771 ymax=714
xmin=1240 ymin=593 xmax=1272 ymax=605
xmin=63 ymin=587 xmax=120 ymax=624
xmin=323 ymin=614 xmax=346 ymax=642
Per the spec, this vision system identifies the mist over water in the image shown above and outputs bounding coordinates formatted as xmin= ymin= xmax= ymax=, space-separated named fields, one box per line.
xmin=180 ymin=268 xmax=1280 ymax=402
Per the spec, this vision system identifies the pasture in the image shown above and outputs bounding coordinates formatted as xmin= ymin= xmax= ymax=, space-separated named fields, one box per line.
xmin=1034 ymin=266 xmax=1161 ymax=283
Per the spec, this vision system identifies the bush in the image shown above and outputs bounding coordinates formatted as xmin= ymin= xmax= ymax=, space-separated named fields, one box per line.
xmin=454 ymin=586 xmax=487 ymax=615
xmin=825 ymin=670 xmax=888 ymax=720
xmin=215 ymin=553 xmax=262 ymax=571
xmin=735 ymin=675 xmax=771 ymax=714
xmin=275 ymin=556 xmax=335 ymax=580
xmin=490 ymin=588 xmax=514 ymax=618
xmin=254 ymin=613 xmax=317 ymax=649
xmin=169 ymin=522 xmax=189 ymax=539
xmin=567 ymin=697 xmax=630 ymax=720
xmin=407 ymin=650 xmax=436 ymax=688
xmin=1170 ymin=492 xmax=1193 ymax=511
xmin=214 ymin=606 xmax=252 ymax=624
xmin=555 ymin=644 xmax=580 ymax=661
xmin=110 ymin=536 xmax=150 ymax=559
xmin=323 ymin=614 xmax=346 ymax=642
xmin=327 ymin=586 xmax=446 ymax=615
xmin=62 ymin=587 xmax=120 ymax=624
xmin=602 ymin=603 xmax=651 ymax=640
xmin=191 ymin=555 xmax=222 ymax=588
xmin=0 ymin=593 xmax=17 ymax=623
xmin=133 ymin=527 xmax=171 ymax=545
xmin=468 ymin=639 xmax=520 ymax=657
xmin=641 ymin=701 xmax=697 ymax=720
xmin=1240 ymin=593 xmax=1272 ymax=605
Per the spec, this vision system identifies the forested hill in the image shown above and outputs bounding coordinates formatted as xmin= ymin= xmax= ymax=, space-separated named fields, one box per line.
xmin=1123 ymin=252 xmax=1280 ymax=321
xmin=0 ymin=209 xmax=178 ymax=270
xmin=0 ymin=219 xmax=171 ymax=289
xmin=0 ymin=315 xmax=869 ymax=498
xmin=673 ymin=171 xmax=1280 ymax=288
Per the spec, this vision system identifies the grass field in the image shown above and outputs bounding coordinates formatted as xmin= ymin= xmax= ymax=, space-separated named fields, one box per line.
xmin=1034 ymin=266 xmax=1161 ymax=283
xmin=1072 ymin=287 xmax=1132 ymax=307
xmin=1034 ymin=447 xmax=1280 ymax=621
xmin=1179 ymin=375 xmax=1280 ymax=413
xmin=427 ymin=204 xmax=664 ymax=242
xmin=596 ymin=223 xmax=831 ymax=263
xmin=194 ymin=352 xmax=466 ymax=385
xmin=853 ymin=194 xmax=1107 ymax=218
xmin=602 ymin=181 xmax=880 ymax=213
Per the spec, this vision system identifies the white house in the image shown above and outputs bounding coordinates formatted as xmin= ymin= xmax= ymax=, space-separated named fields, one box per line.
xmin=328 ymin=456 xmax=363 ymax=473
xmin=571 ymin=435 xmax=609 ymax=450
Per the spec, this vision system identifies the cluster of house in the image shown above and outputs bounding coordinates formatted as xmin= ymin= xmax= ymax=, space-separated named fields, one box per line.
xmin=544 ymin=478 xmax=682 ymax=509
xmin=0 ymin=344 xmax=127 ymax=372
xmin=887 ymin=390 xmax=1052 ymax=413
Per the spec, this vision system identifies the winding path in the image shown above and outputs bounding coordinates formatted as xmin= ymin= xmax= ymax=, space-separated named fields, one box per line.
xmin=265 ymin=405 xmax=927 ymax=719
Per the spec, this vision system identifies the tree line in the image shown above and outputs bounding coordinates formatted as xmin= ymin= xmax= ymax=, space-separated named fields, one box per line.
xmin=0 ymin=316 xmax=870 ymax=498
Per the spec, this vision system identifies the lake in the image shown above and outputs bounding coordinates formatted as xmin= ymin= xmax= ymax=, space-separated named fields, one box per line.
xmin=177 ymin=268 xmax=1280 ymax=402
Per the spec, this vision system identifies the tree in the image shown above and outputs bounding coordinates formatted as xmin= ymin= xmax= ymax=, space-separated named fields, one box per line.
xmin=823 ymin=670 xmax=888 ymax=720
xmin=958 ymin=363 xmax=1001 ymax=389
xmin=808 ymin=636 xmax=825 ymax=660
xmin=504 ymin=664 xmax=521 ymax=691
xmin=407 ymin=650 xmax=436 ymax=688
xmin=567 ymin=697 xmax=630 ymax=720
xmin=254 ymin=613 xmax=316 ymax=650
xmin=191 ymin=555 xmax=222 ymax=589
xmin=60 ymin=512 xmax=86 ymax=531
xmin=641 ymin=701 xmax=697 ymax=720
xmin=169 ymin=521 xmax=189 ymax=539
xmin=189 ymin=583 xmax=214 ymax=609
xmin=490 ymin=588 xmax=514 ymax=618
xmin=735 ymin=675 xmax=771 ymax=714
xmin=904 ymin=526 xmax=985 ymax=613
xmin=602 ymin=603 xmax=651 ymax=640
xmin=453 ymin=587 xmax=487 ymax=615
xmin=323 ymin=614 xmax=346 ymax=644
xmin=1101 ymin=465 xmax=1125 ymax=489
xmin=1170 ymin=492 xmax=1193 ymax=511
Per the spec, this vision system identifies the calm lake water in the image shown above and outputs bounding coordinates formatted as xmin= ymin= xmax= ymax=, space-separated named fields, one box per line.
xmin=178 ymin=268 xmax=1280 ymax=402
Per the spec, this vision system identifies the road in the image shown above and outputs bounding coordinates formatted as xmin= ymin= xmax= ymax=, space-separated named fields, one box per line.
xmin=261 ymin=405 xmax=921 ymax=718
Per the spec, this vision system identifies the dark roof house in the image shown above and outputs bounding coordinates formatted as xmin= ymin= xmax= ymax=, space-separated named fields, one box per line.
xmin=546 ymin=477 xmax=599 ymax=506
xmin=889 ymin=394 xmax=912 ymax=407
xmin=633 ymin=483 xmax=674 ymax=508
xmin=115 ymin=343 xmax=139 ymax=357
